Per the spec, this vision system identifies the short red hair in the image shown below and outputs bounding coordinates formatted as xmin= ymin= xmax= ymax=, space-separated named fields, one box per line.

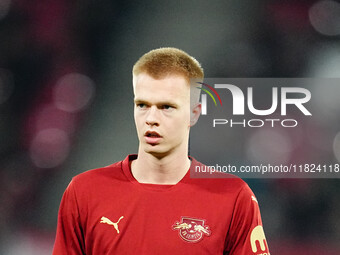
xmin=133 ymin=47 xmax=204 ymax=81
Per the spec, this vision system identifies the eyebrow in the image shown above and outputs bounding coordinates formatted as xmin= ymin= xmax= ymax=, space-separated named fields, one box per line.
xmin=134 ymin=99 xmax=178 ymax=108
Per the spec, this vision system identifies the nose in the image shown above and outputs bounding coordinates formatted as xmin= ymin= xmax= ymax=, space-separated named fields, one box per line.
xmin=146 ymin=106 xmax=160 ymax=126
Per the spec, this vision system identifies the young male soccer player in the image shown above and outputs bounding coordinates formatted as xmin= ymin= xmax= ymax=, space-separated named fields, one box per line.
xmin=53 ymin=48 xmax=270 ymax=254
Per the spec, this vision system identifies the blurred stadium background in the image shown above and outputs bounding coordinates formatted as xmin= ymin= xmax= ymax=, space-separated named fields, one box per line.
xmin=0 ymin=0 xmax=340 ymax=254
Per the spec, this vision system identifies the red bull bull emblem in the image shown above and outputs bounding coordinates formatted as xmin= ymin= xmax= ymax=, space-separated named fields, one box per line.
xmin=172 ymin=217 xmax=211 ymax=243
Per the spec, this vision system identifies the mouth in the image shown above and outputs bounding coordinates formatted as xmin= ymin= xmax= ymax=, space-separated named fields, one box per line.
xmin=144 ymin=131 xmax=162 ymax=138
xmin=144 ymin=131 xmax=162 ymax=145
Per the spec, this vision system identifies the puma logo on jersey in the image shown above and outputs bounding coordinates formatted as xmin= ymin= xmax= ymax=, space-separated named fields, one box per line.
xmin=251 ymin=195 xmax=258 ymax=203
xmin=100 ymin=216 xmax=124 ymax=234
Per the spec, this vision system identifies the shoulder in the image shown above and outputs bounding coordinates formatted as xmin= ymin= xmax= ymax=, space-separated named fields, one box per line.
xmin=70 ymin=157 xmax=128 ymax=191
xmin=188 ymin=157 xmax=252 ymax=196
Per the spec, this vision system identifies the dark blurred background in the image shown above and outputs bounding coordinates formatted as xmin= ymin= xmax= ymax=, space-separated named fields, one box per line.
xmin=0 ymin=0 xmax=340 ymax=254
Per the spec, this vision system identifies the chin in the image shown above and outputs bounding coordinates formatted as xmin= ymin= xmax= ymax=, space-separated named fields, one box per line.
xmin=144 ymin=146 xmax=170 ymax=158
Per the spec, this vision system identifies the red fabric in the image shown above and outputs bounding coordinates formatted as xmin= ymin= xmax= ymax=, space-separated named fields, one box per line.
xmin=53 ymin=155 xmax=270 ymax=254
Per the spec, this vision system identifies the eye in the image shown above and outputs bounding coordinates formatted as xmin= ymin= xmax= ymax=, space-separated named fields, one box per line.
xmin=161 ymin=105 xmax=175 ymax=111
xmin=136 ymin=103 xmax=146 ymax=109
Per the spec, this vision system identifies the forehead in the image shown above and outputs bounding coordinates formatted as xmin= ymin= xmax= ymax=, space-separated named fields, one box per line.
xmin=133 ymin=73 xmax=190 ymax=103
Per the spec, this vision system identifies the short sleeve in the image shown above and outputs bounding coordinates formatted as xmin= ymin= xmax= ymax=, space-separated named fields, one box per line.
xmin=224 ymin=184 xmax=270 ymax=255
xmin=53 ymin=180 xmax=86 ymax=255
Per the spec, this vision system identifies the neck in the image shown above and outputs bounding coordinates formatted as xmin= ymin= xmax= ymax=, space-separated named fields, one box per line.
xmin=131 ymin=148 xmax=191 ymax=185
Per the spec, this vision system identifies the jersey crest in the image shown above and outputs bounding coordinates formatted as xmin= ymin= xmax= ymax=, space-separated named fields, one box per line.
xmin=172 ymin=217 xmax=211 ymax=243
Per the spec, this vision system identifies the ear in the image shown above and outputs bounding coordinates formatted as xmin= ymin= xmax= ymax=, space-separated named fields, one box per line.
xmin=190 ymin=103 xmax=201 ymax=127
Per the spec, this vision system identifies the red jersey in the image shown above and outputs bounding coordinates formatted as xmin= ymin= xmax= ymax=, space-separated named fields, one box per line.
xmin=53 ymin=155 xmax=270 ymax=255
